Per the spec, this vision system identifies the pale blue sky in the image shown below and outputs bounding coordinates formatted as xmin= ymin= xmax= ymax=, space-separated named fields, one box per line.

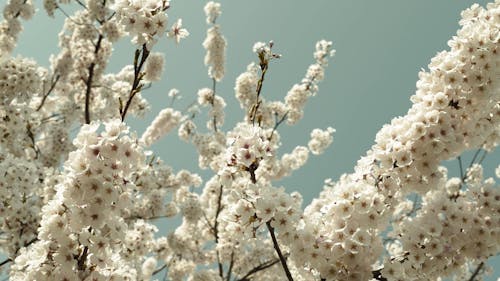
xmin=14 ymin=0 xmax=499 ymax=280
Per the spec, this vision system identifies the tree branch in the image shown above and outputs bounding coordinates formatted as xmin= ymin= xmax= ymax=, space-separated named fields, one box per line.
xmin=84 ymin=34 xmax=104 ymax=124
xmin=371 ymin=269 xmax=388 ymax=281
xmin=77 ymin=246 xmax=89 ymax=271
xmin=237 ymin=256 xmax=283 ymax=281
xmin=211 ymin=77 xmax=218 ymax=132
xmin=468 ymin=262 xmax=484 ymax=281
xmin=214 ymin=184 xmax=224 ymax=279
xmin=36 ymin=74 xmax=60 ymax=111
xmin=268 ymin=111 xmax=288 ymax=141
xmin=226 ymin=251 xmax=234 ymax=281
xmin=250 ymin=60 xmax=268 ymax=125
xmin=152 ymin=263 xmax=168 ymax=276
xmin=0 ymin=258 xmax=12 ymax=268
xmin=120 ymin=44 xmax=150 ymax=122
xmin=265 ymin=221 xmax=293 ymax=281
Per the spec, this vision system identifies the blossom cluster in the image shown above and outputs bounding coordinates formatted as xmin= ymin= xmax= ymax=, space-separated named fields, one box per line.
xmin=298 ymin=2 xmax=500 ymax=280
xmin=0 ymin=0 xmax=497 ymax=281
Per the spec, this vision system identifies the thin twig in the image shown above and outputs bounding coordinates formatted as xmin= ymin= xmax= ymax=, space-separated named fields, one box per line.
xmin=265 ymin=221 xmax=293 ymax=281
xmin=468 ymin=262 xmax=484 ymax=281
xmin=468 ymin=148 xmax=482 ymax=169
xmin=77 ymin=228 xmax=92 ymax=271
xmin=120 ymin=44 xmax=150 ymax=122
xmin=236 ymin=257 xmax=283 ymax=281
xmin=84 ymin=34 xmax=104 ymax=124
xmin=226 ymin=251 xmax=234 ymax=281
xmin=371 ymin=269 xmax=388 ymax=281
xmin=77 ymin=246 xmax=89 ymax=271
xmin=37 ymin=75 xmax=60 ymax=111
xmin=211 ymin=77 xmax=218 ymax=132
xmin=250 ymin=56 xmax=269 ymax=125
xmin=477 ymin=149 xmax=487 ymax=165
xmin=152 ymin=263 xmax=168 ymax=276
xmin=0 ymin=258 xmax=12 ymax=268
xmin=214 ymin=184 xmax=224 ymax=279
xmin=268 ymin=111 xmax=289 ymax=141
xmin=458 ymin=156 xmax=464 ymax=182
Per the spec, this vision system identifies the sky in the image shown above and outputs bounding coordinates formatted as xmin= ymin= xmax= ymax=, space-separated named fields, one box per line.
xmin=13 ymin=0 xmax=499 ymax=280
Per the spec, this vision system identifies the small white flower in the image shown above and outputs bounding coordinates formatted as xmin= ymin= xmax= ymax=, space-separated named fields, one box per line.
xmin=168 ymin=19 xmax=189 ymax=44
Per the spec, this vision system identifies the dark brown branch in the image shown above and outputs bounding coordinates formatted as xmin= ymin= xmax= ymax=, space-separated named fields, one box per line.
xmin=268 ymin=111 xmax=289 ymax=141
xmin=74 ymin=0 xmax=87 ymax=9
xmin=468 ymin=148 xmax=482 ymax=169
xmin=77 ymin=227 xmax=92 ymax=271
xmin=152 ymin=263 xmax=168 ymax=276
xmin=84 ymin=34 xmax=104 ymax=124
xmin=237 ymin=257 xmax=283 ymax=281
xmin=211 ymin=77 xmax=218 ymax=132
xmin=0 ymin=237 xmax=38 ymax=269
xmin=226 ymin=251 xmax=234 ymax=281
xmin=477 ymin=149 xmax=487 ymax=165
xmin=371 ymin=269 xmax=388 ymax=281
xmin=250 ymin=59 xmax=269 ymax=125
xmin=265 ymin=221 xmax=293 ymax=281
xmin=36 ymin=75 xmax=60 ymax=111
xmin=458 ymin=156 xmax=464 ymax=182
xmin=77 ymin=246 xmax=89 ymax=271
xmin=13 ymin=0 xmax=28 ymax=18
xmin=0 ymin=258 xmax=12 ymax=268
xmin=120 ymin=44 xmax=150 ymax=122
xmin=26 ymin=122 xmax=39 ymax=158
xmin=468 ymin=262 xmax=484 ymax=281
xmin=214 ymin=184 xmax=224 ymax=279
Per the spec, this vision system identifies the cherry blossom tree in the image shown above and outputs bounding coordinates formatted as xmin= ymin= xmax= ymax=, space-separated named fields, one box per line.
xmin=0 ymin=0 xmax=498 ymax=280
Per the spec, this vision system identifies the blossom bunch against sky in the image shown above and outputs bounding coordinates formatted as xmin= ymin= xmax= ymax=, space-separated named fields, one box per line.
xmin=0 ymin=0 xmax=498 ymax=280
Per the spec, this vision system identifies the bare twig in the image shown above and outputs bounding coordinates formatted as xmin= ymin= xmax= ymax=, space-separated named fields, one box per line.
xmin=236 ymin=257 xmax=283 ymax=281
xmin=152 ymin=263 xmax=168 ymax=276
xmin=213 ymin=184 xmax=224 ymax=279
xmin=211 ymin=77 xmax=218 ymax=132
xmin=268 ymin=111 xmax=289 ymax=141
xmin=371 ymin=269 xmax=388 ymax=281
xmin=226 ymin=251 xmax=234 ymax=281
xmin=0 ymin=258 xmax=12 ymax=268
xmin=77 ymin=246 xmax=89 ymax=271
xmin=468 ymin=148 xmax=482 ymax=170
xmin=265 ymin=221 xmax=293 ymax=281
xmin=250 ymin=60 xmax=269 ymax=125
xmin=84 ymin=34 xmax=104 ymax=124
xmin=468 ymin=262 xmax=484 ymax=281
xmin=458 ymin=156 xmax=464 ymax=182
xmin=36 ymin=75 xmax=60 ymax=111
xmin=120 ymin=44 xmax=150 ymax=122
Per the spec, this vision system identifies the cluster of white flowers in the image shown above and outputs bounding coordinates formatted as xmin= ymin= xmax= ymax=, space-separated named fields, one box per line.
xmin=203 ymin=1 xmax=226 ymax=82
xmin=113 ymin=0 xmax=169 ymax=47
xmin=0 ymin=0 xmax=34 ymax=60
xmin=141 ymin=107 xmax=183 ymax=146
xmin=308 ymin=127 xmax=335 ymax=155
xmin=0 ymin=151 xmax=44 ymax=257
xmin=10 ymin=119 xmax=201 ymax=280
xmin=225 ymin=123 xmax=272 ymax=173
xmin=11 ymin=120 xmax=145 ymax=280
xmin=296 ymin=2 xmax=500 ymax=280
xmin=285 ymin=40 xmax=335 ymax=124
xmin=197 ymin=88 xmax=226 ymax=130
xmin=233 ymin=39 xmax=333 ymax=130
xmin=144 ymin=52 xmax=165 ymax=82
xmin=0 ymin=0 xmax=498 ymax=281
xmin=0 ymin=56 xmax=42 ymax=104
xmin=383 ymin=165 xmax=499 ymax=280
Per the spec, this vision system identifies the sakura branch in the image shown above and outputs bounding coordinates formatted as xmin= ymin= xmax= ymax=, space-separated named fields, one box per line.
xmin=120 ymin=44 xmax=150 ymax=121
xmin=0 ymin=0 xmax=497 ymax=280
